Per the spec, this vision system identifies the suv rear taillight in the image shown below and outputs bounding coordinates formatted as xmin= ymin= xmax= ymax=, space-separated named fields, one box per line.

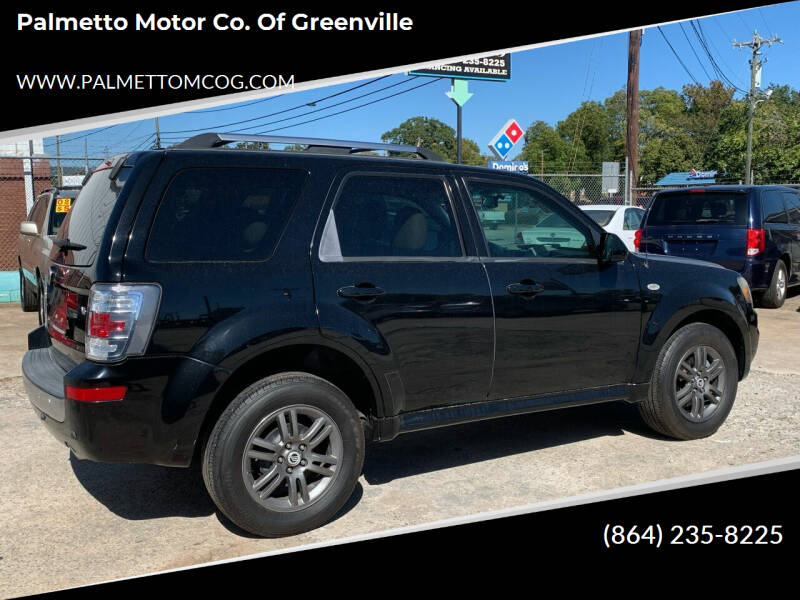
xmin=746 ymin=228 xmax=765 ymax=257
xmin=85 ymin=283 xmax=161 ymax=362
xmin=634 ymin=229 xmax=642 ymax=251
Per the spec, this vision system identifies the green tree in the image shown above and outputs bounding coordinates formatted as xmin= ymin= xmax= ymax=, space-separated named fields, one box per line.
xmin=555 ymin=101 xmax=613 ymax=168
xmin=381 ymin=116 xmax=485 ymax=165
xmin=516 ymin=121 xmax=575 ymax=172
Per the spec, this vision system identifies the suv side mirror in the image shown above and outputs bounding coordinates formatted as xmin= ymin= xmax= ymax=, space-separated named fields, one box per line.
xmin=20 ymin=221 xmax=38 ymax=235
xmin=599 ymin=231 xmax=628 ymax=264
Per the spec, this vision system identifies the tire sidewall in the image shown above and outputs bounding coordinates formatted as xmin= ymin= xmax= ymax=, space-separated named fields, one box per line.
xmin=207 ymin=376 xmax=364 ymax=537
xmin=655 ymin=325 xmax=738 ymax=439
xmin=772 ymin=261 xmax=787 ymax=305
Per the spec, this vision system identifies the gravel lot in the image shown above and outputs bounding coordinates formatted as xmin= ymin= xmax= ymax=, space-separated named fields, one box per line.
xmin=1 ymin=293 xmax=799 ymax=597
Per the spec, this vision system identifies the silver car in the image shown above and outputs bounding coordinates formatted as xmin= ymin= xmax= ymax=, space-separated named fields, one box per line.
xmin=17 ymin=186 xmax=80 ymax=324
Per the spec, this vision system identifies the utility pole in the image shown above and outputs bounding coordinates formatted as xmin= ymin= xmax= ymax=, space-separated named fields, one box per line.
xmin=626 ymin=29 xmax=642 ymax=206
xmin=734 ymin=31 xmax=782 ymax=184
xmin=446 ymin=78 xmax=473 ymax=164
xmin=84 ymin=138 xmax=89 ymax=175
xmin=154 ymin=116 xmax=162 ymax=149
xmin=55 ymin=134 xmax=63 ymax=187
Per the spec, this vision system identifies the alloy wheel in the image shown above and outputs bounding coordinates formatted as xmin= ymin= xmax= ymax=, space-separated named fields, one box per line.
xmin=241 ymin=405 xmax=343 ymax=512
xmin=674 ymin=345 xmax=726 ymax=422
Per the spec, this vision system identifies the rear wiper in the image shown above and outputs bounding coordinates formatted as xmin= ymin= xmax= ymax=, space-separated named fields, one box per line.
xmin=53 ymin=238 xmax=87 ymax=252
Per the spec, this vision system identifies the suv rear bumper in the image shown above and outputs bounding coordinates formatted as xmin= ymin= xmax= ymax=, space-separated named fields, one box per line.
xmin=22 ymin=327 xmax=228 ymax=467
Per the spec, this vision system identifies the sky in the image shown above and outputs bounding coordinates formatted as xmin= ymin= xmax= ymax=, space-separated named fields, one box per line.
xmin=45 ymin=3 xmax=800 ymax=161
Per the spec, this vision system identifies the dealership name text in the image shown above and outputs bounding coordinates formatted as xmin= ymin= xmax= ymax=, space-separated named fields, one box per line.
xmin=17 ymin=12 xmax=414 ymax=32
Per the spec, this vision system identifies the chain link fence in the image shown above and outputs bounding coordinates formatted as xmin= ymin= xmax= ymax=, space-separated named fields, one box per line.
xmin=530 ymin=173 xmax=629 ymax=207
xmin=0 ymin=156 xmax=103 ymax=275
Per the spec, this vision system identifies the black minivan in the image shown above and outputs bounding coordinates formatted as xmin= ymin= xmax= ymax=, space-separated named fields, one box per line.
xmin=639 ymin=185 xmax=800 ymax=308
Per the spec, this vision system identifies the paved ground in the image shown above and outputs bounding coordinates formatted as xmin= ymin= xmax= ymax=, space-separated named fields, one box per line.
xmin=1 ymin=293 xmax=799 ymax=597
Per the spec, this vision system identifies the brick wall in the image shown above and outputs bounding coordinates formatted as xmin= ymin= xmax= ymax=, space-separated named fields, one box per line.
xmin=0 ymin=157 xmax=51 ymax=271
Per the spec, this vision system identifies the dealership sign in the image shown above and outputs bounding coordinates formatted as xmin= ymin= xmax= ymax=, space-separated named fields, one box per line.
xmin=408 ymin=53 xmax=510 ymax=81
xmin=488 ymin=119 xmax=524 ymax=160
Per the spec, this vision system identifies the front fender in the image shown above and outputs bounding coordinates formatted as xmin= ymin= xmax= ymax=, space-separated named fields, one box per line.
xmin=634 ymin=259 xmax=753 ymax=384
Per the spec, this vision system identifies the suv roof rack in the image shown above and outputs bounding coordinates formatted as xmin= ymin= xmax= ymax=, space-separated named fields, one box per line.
xmin=171 ymin=133 xmax=445 ymax=162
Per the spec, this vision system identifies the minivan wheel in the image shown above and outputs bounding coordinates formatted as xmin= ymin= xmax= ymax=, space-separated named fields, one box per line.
xmin=760 ymin=261 xmax=787 ymax=309
xmin=638 ymin=323 xmax=738 ymax=440
xmin=19 ymin=269 xmax=38 ymax=312
xmin=202 ymin=372 xmax=365 ymax=537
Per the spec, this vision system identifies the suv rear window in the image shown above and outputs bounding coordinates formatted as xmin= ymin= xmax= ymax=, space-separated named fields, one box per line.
xmin=48 ymin=192 xmax=78 ymax=235
xmin=647 ymin=192 xmax=748 ymax=227
xmin=147 ymin=167 xmax=307 ymax=262
xmin=54 ymin=169 xmax=130 ymax=266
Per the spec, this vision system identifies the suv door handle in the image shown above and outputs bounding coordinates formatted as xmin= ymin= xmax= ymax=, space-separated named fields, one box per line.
xmin=337 ymin=284 xmax=385 ymax=300
xmin=506 ymin=281 xmax=545 ymax=296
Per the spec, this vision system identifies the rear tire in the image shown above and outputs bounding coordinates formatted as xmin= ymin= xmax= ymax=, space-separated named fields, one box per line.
xmin=19 ymin=269 xmax=37 ymax=312
xmin=202 ymin=372 xmax=365 ymax=537
xmin=638 ymin=323 xmax=738 ymax=440
xmin=760 ymin=260 xmax=787 ymax=309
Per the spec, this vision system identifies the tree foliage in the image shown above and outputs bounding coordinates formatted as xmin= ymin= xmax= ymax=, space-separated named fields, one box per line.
xmin=517 ymin=80 xmax=800 ymax=185
xmin=381 ymin=116 xmax=489 ymax=166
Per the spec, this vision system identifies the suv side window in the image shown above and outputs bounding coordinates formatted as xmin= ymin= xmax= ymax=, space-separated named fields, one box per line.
xmin=466 ymin=180 xmax=592 ymax=259
xmin=147 ymin=167 xmax=306 ymax=262
xmin=321 ymin=174 xmax=461 ymax=259
xmin=762 ymin=191 xmax=788 ymax=224
xmin=783 ymin=192 xmax=800 ymax=226
xmin=624 ymin=208 xmax=644 ymax=230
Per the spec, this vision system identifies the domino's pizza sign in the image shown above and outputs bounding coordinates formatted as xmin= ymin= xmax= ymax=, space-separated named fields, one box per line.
xmin=488 ymin=119 xmax=524 ymax=160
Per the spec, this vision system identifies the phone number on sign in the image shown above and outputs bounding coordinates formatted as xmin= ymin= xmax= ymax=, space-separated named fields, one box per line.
xmin=603 ymin=524 xmax=784 ymax=547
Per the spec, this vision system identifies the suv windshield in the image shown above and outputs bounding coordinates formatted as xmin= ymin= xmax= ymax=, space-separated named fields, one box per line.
xmin=647 ymin=192 xmax=748 ymax=226
xmin=53 ymin=167 xmax=130 ymax=266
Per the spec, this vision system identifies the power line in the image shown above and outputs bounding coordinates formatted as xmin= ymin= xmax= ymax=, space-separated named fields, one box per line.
xmin=691 ymin=20 xmax=749 ymax=94
xmin=229 ymin=77 xmax=421 ymax=133
xmin=255 ymin=78 xmax=440 ymax=134
xmin=758 ymin=8 xmax=774 ymax=36
xmin=679 ymin=22 xmax=713 ymax=81
xmin=50 ymin=125 xmax=118 ymax=145
xmin=709 ymin=18 xmax=749 ymax=88
xmin=657 ymin=26 xmax=699 ymax=85
xmin=190 ymin=95 xmax=284 ymax=113
xmin=161 ymin=75 xmax=392 ymax=134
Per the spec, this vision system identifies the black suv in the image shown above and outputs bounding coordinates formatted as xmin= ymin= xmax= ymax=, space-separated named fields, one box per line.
xmin=23 ymin=134 xmax=758 ymax=537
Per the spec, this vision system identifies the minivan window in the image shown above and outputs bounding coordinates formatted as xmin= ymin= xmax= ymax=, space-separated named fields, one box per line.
xmin=147 ymin=167 xmax=307 ymax=262
xmin=647 ymin=192 xmax=748 ymax=227
xmin=762 ymin=192 xmax=788 ymax=224
xmin=54 ymin=169 xmax=131 ymax=265
xmin=783 ymin=193 xmax=800 ymax=226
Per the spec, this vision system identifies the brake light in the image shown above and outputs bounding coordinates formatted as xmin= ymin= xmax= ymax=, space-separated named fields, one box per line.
xmin=746 ymin=228 xmax=765 ymax=257
xmin=634 ymin=229 xmax=642 ymax=251
xmin=85 ymin=283 xmax=161 ymax=362
xmin=66 ymin=385 xmax=127 ymax=403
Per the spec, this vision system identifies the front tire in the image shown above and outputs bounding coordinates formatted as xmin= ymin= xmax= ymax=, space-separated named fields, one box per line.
xmin=760 ymin=260 xmax=787 ymax=309
xmin=638 ymin=323 xmax=738 ymax=440
xmin=202 ymin=372 xmax=365 ymax=537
